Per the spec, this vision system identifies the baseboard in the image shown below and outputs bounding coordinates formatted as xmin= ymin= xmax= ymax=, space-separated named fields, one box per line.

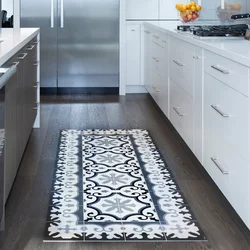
xmin=40 ymin=88 xmax=58 ymax=95
xmin=40 ymin=87 xmax=119 ymax=95
xmin=126 ymin=85 xmax=147 ymax=94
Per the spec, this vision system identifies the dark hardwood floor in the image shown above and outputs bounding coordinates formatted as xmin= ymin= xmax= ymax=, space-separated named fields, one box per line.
xmin=0 ymin=94 xmax=249 ymax=250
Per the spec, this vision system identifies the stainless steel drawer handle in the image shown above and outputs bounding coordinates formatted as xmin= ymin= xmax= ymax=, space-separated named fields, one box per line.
xmin=152 ymin=57 xmax=159 ymax=63
xmin=173 ymin=107 xmax=186 ymax=116
xmin=211 ymin=65 xmax=229 ymax=74
xmin=33 ymin=40 xmax=40 ymax=44
xmin=211 ymin=105 xmax=230 ymax=118
xmin=153 ymin=35 xmax=159 ymax=39
xmin=211 ymin=157 xmax=229 ymax=175
xmin=144 ymin=31 xmax=150 ymax=34
xmin=60 ymin=0 xmax=64 ymax=28
xmin=173 ymin=60 xmax=184 ymax=67
xmin=33 ymin=103 xmax=39 ymax=110
xmin=18 ymin=53 xmax=28 ymax=60
xmin=12 ymin=62 xmax=20 ymax=66
xmin=162 ymin=40 xmax=167 ymax=43
xmin=152 ymin=86 xmax=160 ymax=92
xmin=34 ymin=81 xmax=39 ymax=87
xmin=51 ymin=0 xmax=54 ymax=28
xmin=193 ymin=56 xmax=200 ymax=59
xmin=27 ymin=45 xmax=35 ymax=50
xmin=33 ymin=61 xmax=39 ymax=66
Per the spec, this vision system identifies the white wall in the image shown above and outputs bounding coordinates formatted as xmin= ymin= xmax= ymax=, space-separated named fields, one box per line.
xmin=2 ymin=0 xmax=13 ymax=18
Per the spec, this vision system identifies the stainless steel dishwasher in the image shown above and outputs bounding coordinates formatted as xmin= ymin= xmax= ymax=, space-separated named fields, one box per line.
xmin=0 ymin=65 xmax=17 ymax=231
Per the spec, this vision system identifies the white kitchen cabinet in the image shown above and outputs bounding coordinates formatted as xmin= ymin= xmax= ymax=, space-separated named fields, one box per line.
xmin=169 ymin=37 xmax=195 ymax=98
xmin=204 ymin=50 xmax=249 ymax=97
xmin=194 ymin=47 xmax=203 ymax=163
xmin=144 ymin=28 xmax=169 ymax=117
xmin=159 ymin=0 xmax=188 ymax=19
xmin=143 ymin=22 xmax=250 ymax=230
xmin=170 ymin=80 xmax=195 ymax=151
xmin=204 ymin=73 xmax=250 ymax=225
xmin=143 ymin=27 xmax=153 ymax=92
xmin=126 ymin=23 xmax=141 ymax=86
xmin=153 ymin=34 xmax=169 ymax=117
xmin=126 ymin=0 xmax=159 ymax=20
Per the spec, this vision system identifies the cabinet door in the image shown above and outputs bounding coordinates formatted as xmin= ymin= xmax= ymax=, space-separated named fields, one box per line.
xmin=126 ymin=24 xmax=141 ymax=86
xmin=19 ymin=50 xmax=32 ymax=146
xmin=126 ymin=0 xmax=159 ymax=19
xmin=170 ymin=80 xmax=195 ymax=151
xmin=143 ymin=27 xmax=153 ymax=92
xmin=4 ymin=68 xmax=18 ymax=201
xmin=194 ymin=47 xmax=203 ymax=164
xmin=14 ymin=60 xmax=24 ymax=166
xmin=159 ymin=0 xmax=188 ymax=19
xmin=169 ymin=37 xmax=195 ymax=98
xmin=157 ymin=37 xmax=169 ymax=118
xmin=25 ymin=43 xmax=38 ymax=127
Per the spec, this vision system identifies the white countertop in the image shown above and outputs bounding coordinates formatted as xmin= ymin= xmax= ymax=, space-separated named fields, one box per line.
xmin=145 ymin=21 xmax=250 ymax=67
xmin=0 ymin=28 xmax=40 ymax=67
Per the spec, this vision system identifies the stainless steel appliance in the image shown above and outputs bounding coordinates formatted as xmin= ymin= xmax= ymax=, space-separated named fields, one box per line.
xmin=20 ymin=0 xmax=119 ymax=92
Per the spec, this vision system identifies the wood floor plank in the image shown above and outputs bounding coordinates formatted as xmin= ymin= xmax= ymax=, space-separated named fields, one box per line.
xmin=0 ymin=94 xmax=249 ymax=250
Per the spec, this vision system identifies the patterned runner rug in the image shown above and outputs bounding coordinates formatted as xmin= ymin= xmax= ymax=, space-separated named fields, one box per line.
xmin=44 ymin=129 xmax=206 ymax=242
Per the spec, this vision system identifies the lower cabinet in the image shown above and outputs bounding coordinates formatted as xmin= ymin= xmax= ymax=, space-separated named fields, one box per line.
xmin=170 ymin=80 xmax=195 ymax=151
xmin=144 ymin=27 xmax=169 ymax=118
xmin=204 ymin=71 xmax=250 ymax=226
xmin=4 ymin=36 xmax=39 ymax=202
xmin=4 ymin=69 xmax=18 ymax=201
xmin=143 ymin=24 xmax=250 ymax=229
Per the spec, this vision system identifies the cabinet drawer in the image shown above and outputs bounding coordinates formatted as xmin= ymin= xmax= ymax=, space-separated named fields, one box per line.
xmin=158 ymin=73 xmax=169 ymax=118
xmin=204 ymin=73 xmax=249 ymax=161
xmin=204 ymin=50 xmax=249 ymax=97
xmin=204 ymin=132 xmax=249 ymax=224
xmin=152 ymin=32 xmax=168 ymax=49
xmin=170 ymin=80 xmax=194 ymax=150
xmin=126 ymin=24 xmax=141 ymax=86
xmin=169 ymin=37 xmax=195 ymax=97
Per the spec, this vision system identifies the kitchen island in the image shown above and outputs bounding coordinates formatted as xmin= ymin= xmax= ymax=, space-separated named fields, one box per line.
xmin=0 ymin=28 xmax=40 ymax=230
xmin=143 ymin=21 xmax=250 ymax=230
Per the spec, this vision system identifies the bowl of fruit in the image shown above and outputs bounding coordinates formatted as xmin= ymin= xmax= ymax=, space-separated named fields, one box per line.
xmin=176 ymin=2 xmax=202 ymax=23
xmin=217 ymin=2 xmax=242 ymax=22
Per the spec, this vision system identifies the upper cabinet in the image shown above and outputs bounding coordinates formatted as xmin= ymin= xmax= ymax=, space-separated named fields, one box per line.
xmin=159 ymin=0 xmax=188 ymax=19
xmin=126 ymin=0 xmax=159 ymax=20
